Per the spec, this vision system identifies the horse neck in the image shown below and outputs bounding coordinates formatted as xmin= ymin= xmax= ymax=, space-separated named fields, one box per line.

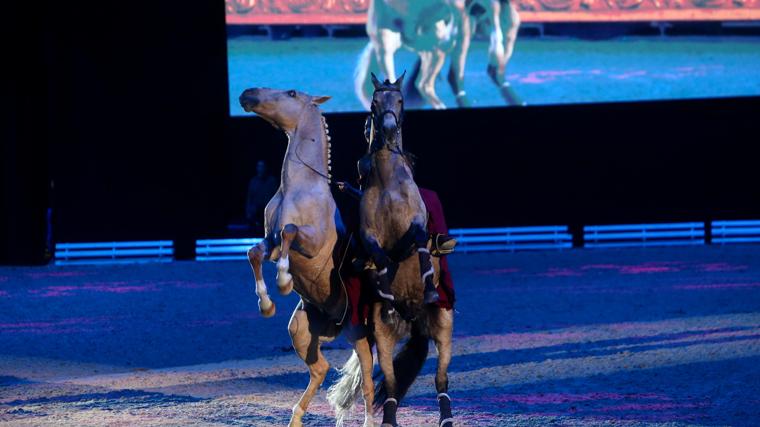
xmin=281 ymin=106 xmax=331 ymax=192
xmin=370 ymin=134 xmax=412 ymax=188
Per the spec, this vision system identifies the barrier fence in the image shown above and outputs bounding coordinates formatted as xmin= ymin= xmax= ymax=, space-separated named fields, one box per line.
xmin=51 ymin=219 xmax=760 ymax=264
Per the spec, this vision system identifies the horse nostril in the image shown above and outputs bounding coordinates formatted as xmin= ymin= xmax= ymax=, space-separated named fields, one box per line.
xmin=240 ymin=94 xmax=260 ymax=109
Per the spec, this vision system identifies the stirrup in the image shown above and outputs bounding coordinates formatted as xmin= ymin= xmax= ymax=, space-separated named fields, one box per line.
xmin=431 ymin=233 xmax=457 ymax=256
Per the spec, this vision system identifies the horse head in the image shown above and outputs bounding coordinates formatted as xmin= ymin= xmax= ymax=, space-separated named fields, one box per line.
xmin=240 ymin=87 xmax=330 ymax=133
xmin=370 ymin=72 xmax=406 ymax=151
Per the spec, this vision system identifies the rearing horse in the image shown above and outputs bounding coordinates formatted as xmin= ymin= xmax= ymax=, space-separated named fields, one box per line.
xmin=240 ymin=88 xmax=378 ymax=427
xmin=328 ymin=74 xmax=455 ymax=427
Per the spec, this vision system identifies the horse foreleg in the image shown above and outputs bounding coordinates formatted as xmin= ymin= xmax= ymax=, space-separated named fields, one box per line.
xmin=447 ymin=0 xmax=472 ymax=107
xmin=374 ymin=304 xmax=401 ymax=427
xmin=361 ymin=231 xmax=394 ymax=301
xmin=410 ymin=222 xmax=438 ymax=304
xmin=277 ymin=224 xmax=297 ymax=295
xmin=288 ymin=303 xmax=330 ymax=427
xmin=432 ymin=308 xmax=454 ymax=427
xmin=487 ymin=0 xmax=523 ymax=105
xmin=248 ymin=239 xmax=276 ymax=317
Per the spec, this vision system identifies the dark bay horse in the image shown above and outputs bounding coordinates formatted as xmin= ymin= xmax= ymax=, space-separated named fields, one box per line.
xmin=240 ymin=88 xmax=377 ymax=427
xmin=328 ymin=75 xmax=455 ymax=427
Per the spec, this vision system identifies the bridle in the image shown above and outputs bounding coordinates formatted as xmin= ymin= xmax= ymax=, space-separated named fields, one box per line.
xmin=369 ymin=87 xmax=405 ymax=155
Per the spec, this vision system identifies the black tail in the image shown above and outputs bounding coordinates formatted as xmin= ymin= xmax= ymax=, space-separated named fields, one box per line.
xmin=373 ymin=322 xmax=429 ymax=412
xmin=401 ymin=59 xmax=425 ymax=109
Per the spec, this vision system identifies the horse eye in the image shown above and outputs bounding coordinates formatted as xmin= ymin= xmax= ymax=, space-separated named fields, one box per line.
xmin=288 ymin=90 xmax=296 ymax=97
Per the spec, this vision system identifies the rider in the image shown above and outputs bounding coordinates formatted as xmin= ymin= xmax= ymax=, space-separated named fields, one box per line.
xmin=336 ymin=117 xmax=457 ymax=314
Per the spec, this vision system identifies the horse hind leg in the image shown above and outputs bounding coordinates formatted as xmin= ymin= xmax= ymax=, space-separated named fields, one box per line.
xmin=247 ymin=239 xmax=276 ymax=317
xmin=373 ymin=304 xmax=401 ymax=427
xmin=288 ymin=302 xmax=330 ymax=427
xmin=355 ymin=42 xmax=377 ymax=110
xmin=374 ymin=29 xmax=401 ymax=83
xmin=487 ymin=0 xmax=523 ymax=105
xmin=326 ymin=336 xmax=376 ymax=427
xmin=415 ymin=50 xmax=447 ymax=110
xmin=432 ymin=307 xmax=454 ymax=427
xmin=447 ymin=0 xmax=473 ymax=107
xmin=356 ymin=337 xmax=377 ymax=427
xmin=277 ymin=223 xmax=297 ymax=295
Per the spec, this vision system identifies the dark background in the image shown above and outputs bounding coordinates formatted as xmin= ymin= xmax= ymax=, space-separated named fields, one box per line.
xmin=2 ymin=1 xmax=759 ymax=264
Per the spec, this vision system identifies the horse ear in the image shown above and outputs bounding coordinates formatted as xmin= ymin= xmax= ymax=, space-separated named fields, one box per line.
xmin=393 ymin=70 xmax=406 ymax=88
xmin=312 ymin=95 xmax=331 ymax=105
xmin=370 ymin=72 xmax=382 ymax=90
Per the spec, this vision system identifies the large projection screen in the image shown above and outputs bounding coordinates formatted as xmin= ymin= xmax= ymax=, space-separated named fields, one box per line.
xmin=226 ymin=0 xmax=760 ymax=114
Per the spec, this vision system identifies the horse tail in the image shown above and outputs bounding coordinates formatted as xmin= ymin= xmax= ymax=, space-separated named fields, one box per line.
xmin=402 ymin=58 xmax=425 ymax=109
xmin=327 ymin=350 xmax=365 ymax=426
xmin=354 ymin=42 xmax=376 ymax=110
xmin=373 ymin=321 xmax=429 ymax=412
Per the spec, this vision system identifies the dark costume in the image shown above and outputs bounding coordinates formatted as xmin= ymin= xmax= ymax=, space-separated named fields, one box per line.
xmin=419 ymin=188 xmax=456 ymax=310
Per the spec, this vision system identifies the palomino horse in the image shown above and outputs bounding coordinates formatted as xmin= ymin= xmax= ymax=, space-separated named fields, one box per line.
xmin=240 ymin=88 xmax=378 ymax=427
xmin=355 ymin=0 xmax=521 ymax=109
xmin=328 ymin=75 xmax=454 ymax=427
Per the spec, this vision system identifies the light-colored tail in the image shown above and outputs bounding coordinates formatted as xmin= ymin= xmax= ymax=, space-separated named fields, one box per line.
xmin=327 ymin=351 xmax=363 ymax=426
xmin=354 ymin=42 xmax=375 ymax=110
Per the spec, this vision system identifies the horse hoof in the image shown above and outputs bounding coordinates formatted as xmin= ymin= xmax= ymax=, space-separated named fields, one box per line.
xmin=439 ymin=419 xmax=454 ymax=427
xmin=259 ymin=300 xmax=276 ymax=318
xmin=278 ymin=279 xmax=293 ymax=295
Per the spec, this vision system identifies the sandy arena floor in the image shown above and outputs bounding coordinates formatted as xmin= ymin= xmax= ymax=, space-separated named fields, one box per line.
xmin=2 ymin=246 xmax=760 ymax=426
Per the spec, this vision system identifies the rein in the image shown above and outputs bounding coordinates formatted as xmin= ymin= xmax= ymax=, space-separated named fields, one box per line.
xmin=290 ymin=104 xmax=332 ymax=184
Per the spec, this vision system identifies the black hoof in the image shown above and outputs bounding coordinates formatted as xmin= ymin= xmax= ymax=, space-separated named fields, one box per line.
xmin=382 ymin=398 xmax=398 ymax=426
xmin=438 ymin=393 xmax=453 ymax=426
